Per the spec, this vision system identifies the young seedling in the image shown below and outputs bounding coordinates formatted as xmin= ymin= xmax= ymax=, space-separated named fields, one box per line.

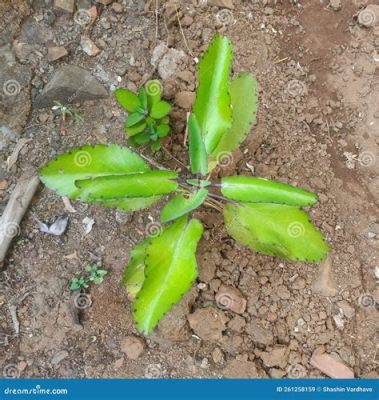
xmin=70 ymin=277 xmax=89 ymax=291
xmin=70 ymin=264 xmax=108 ymax=291
xmin=52 ymin=101 xmax=84 ymax=123
xmin=40 ymin=35 xmax=330 ymax=335
xmin=115 ymin=80 xmax=171 ymax=152
xmin=85 ymin=264 xmax=108 ymax=285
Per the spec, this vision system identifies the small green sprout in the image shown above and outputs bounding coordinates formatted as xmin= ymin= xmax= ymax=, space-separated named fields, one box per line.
xmin=70 ymin=277 xmax=89 ymax=291
xmin=115 ymin=80 xmax=171 ymax=152
xmin=85 ymin=264 xmax=108 ymax=285
xmin=52 ymin=101 xmax=84 ymax=123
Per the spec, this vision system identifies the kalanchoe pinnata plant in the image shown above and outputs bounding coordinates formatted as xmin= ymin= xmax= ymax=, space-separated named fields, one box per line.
xmin=39 ymin=35 xmax=330 ymax=335
xmin=115 ymin=80 xmax=171 ymax=152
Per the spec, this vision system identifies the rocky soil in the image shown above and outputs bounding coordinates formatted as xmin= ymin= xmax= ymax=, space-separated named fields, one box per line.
xmin=0 ymin=0 xmax=378 ymax=379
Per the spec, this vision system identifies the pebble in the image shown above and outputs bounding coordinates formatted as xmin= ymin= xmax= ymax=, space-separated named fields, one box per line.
xmin=337 ymin=300 xmax=355 ymax=319
xmin=112 ymin=2 xmax=123 ymax=13
xmin=208 ymin=0 xmax=234 ymax=9
xmin=188 ymin=307 xmax=228 ymax=341
xmin=54 ymin=0 xmax=75 ymax=13
xmin=120 ymin=336 xmax=145 ymax=360
xmin=51 ymin=350 xmax=69 ymax=366
xmin=81 ymin=37 xmax=101 ymax=56
xmin=215 ymin=284 xmax=247 ymax=314
xmin=211 ymin=347 xmax=224 ymax=364
xmin=312 ymin=256 xmax=338 ymax=297
xmin=260 ymin=345 xmax=289 ymax=369
xmin=96 ymin=0 xmax=113 ymax=4
xmin=329 ymin=0 xmax=341 ymax=11
xmin=47 ymin=46 xmax=68 ymax=62
xmin=310 ymin=353 xmax=354 ymax=378
xmin=174 ymin=91 xmax=195 ymax=109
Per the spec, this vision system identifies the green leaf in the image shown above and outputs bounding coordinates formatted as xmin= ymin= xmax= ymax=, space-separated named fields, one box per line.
xmin=188 ymin=113 xmax=208 ymax=176
xmin=156 ymin=124 xmax=170 ymax=138
xmin=150 ymin=101 xmax=172 ymax=119
xmin=138 ymin=87 xmax=148 ymax=110
xmin=40 ymin=144 xmax=150 ymax=199
xmin=126 ymin=112 xmax=145 ymax=128
xmin=75 ymin=170 xmax=178 ymax=201
xmin=159 ymin=116 xmax=169 ymax=125
xmin=123 ymin=240 xmax=148 ymax=299
xmin=211 ymin=73 xmax=258 ymax=161
xmin=95 ymin=196 xmax=161 ymax=212
xmin=160 ymin=188 xmax=208 ymax=223
xmin=134 ymin=132 xmax=150 ymax=145
xmin=221 ymin=176 xmax=317 ymax=206
xmin=145 ymin=80 xmax=162 ymax=109
xmin=133 ymin=216 xmax=203 ymax=334
xmin=115 ymin=88 xmax=141 ymax=113
xmin=224 ymin=203 xmax=330 ymax=262
xmin=150 ymin=140 xmax=162 ymax=152
xmin=125 ymin=121 xmax=147 ymax=137
xmin=193 ymin=35 xmax=233 ymax=154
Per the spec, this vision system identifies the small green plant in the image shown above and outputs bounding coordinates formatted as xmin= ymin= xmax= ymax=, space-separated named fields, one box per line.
xmin=40 ymin=35 xmax=330 ymax=335
xmin=70 ymin=264 xmax=108 ymax=291
xmin=52 ymin=101 xmax=84 ymax=123
xmin=85 ymin=263 xmax=108 ymax=285
xmin=70 ymin=277 xmax=89 ymax=291
xmin=115 ymin=80 xmax=171 ymax=151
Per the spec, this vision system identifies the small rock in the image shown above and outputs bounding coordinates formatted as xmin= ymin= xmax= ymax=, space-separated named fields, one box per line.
xmin=81 ymin=37 xmax=101 ymax=56
xmin=96 ymin=0 xmax=113 ymax=4
xmin=227 ymin=315 xmax=246 ymax=332
xmin=151 ymin=43 xmax=186 ymax=80
xmin=292 ymin=277 xmax=306 ymax=290
xmin=337 ymin=300 xmax=355 ymax=319
xmin=112 ymin=2 xmax=123 ymax=13
xmin=51 ymin=350 xmax=69 ymax=366
xmin=176 ymin=70 xmax=194 ymax=84
xmin=181 ymin=16 xmax=193 ymax=27
xmin=34 ymin=65 xmax=108 ymax=108
xmin=312 ymin=256 xmax=338 ymax=297
xmin=47 ymin=46 xmax=68 ymax=62
xmin=215 ymin=284 xmax=247 ymax=314
xmin=0 ymin=180 xmax=8 ymax=191
xmin=198 ymin=252 xmax=218 ymax=283
xmin=208 ymin=0 xmax=234 ymax=9
xmin=310 ymin=353 xmax=354 ymax=378
xmin=223 ymin=357 xmax=264 ymax=378
xmin=54 ymin=0 xmax=75 ymax=13
xmin=329 ymin=0 xmax=341 ymax=11
xmin=120 ymin=336 xmax=145 ymax=360
xmin=277 ymin=285 xmax=291 ymax=300
xmin=188 ymin=307 xmax=228 ymax=341
xmin=17 ymin=361 xmax=28 ymax=372
xmin=211 ymin=347 xmax=224 ymax=364
xmin=246 ymin=318 xmax=274 ymax=346
xmin=174 ymin=91 xmax=195 ymax=109
xmin=114 ymin=357 xmax=124 ymax=369
xmin=38 ymin=113 xmax=49 ymax=123
xmin=260 ymin=345 xmax=289 ymax=369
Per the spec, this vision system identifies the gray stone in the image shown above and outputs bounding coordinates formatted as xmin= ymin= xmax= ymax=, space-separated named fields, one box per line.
xmin=0 ymin=45 xmax=32 ymax=135
xmin=0 ymin=126 xmax=17 ymax=151
xmin=34 ymin=65 xmax=108 ymax=108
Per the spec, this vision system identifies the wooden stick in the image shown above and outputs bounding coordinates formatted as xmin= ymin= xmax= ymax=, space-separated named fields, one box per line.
xmin=0 ymin=175 xmax=40 ymax=266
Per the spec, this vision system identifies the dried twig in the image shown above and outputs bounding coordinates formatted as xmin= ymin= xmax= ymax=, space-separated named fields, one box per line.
xmin=175 ymin=3 xmax=193 ymax=56
xmin=0 ymin=175 xmax=40 ymax=266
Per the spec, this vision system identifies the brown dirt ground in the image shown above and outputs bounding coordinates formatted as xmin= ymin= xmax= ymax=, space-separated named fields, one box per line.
xmin=0 ymin=0 xmax=378 ymax=378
